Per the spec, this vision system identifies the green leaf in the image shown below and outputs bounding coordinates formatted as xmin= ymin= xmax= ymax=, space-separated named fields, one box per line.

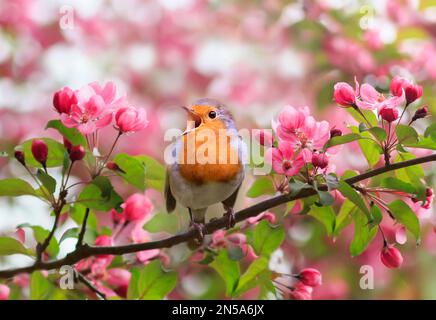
xmin=349 ymin=211 xmax=377 ymax=257
xmin=288 ymin=180 xmax=313 ymax=196
xmin=316 ymin=190 xmax=335 ymax=206
xmin=350 ymin=126 xmax=382 ymax=166
xmin=347 ymin=108 xmax=378 ymax=127
xmin=246 ymin=177 xmax=275 ymax=198
xmin=424 ymin=123 xmax=436 ymax=141
xmin=395 ymin=153 xmax=426 ymax=200
xmin=380 ymin=177 xmax=416 ymax=194
xmin=113 ymin=153 xmax=146 ymax=191
xmin=309 ymin=205 xmax=336 ymax=235
xmin=0 ymin=237 xmax=33 ymax=256
xmin=0 ymin=178 xmax=36 ymax=197
xmin=36 ymin=169 xmax=57 ymax=194
xmin=21 ymin=138 xmax=66 ymax=168
xmin=396 ymin=124 xmax=419 ymax=145
xmin=370 ymin=203 xmax=383 ymax=225
xmin=30 ymin=271 xmax=54 ymax=300
xmin=323 ymin=133 xmax=362 ymax=150
xmin=234 ymin=257 xmax=269 ymax=296
xmin=78 ymin=176 xmax=123 ymax=211
xmin=133 ymin=261 xmax=177 ymax=300
xmin=404 ymin=136 xmax=436 ymax=150
xmin=211 ymin=250 xmax=240 ymax=297
xmin=143 ymin=212 xmax=179 ymax=234
xmin=59 ymin=227 xmax=79 ymax=243
xmin=228 ymin=246 xmax=245 ymax=261
xmin=136 ymin=155 xmax=166 ymax=191
xmin=337 ymin=180 xmax=371 ymax=220
xmin=252 ymin=220 xmax=285 ymax=257
xmin=46 ymin=120 xmax=88 ymax=147
xmin=368 ymin=127 xmax=387 ymax=142
xmin=388 ymin=200 xmax=421 ymax=243
xmin=27 ymin=225 xmax=60 ymax=257
xmin=334 ymin=199 xmax=355 ymax=237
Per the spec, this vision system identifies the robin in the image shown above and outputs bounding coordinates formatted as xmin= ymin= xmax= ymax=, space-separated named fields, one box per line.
xmin=165 ymin=98 xmax=246 ymax=243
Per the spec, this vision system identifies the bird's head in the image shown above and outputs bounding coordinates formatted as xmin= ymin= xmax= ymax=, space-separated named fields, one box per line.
xmin=182 ymin=98 xmax=235 ymax=131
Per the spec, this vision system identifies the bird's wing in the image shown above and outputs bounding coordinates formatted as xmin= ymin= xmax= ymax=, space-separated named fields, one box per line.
xmin=222 ymin=182 xmax=242 ymax=209
xmin=164 ymin=169 xmax=176 ymax=213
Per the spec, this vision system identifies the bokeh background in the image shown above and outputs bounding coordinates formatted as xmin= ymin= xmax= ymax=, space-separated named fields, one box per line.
xmin=0 ymin=0 xmax=435 ymax=299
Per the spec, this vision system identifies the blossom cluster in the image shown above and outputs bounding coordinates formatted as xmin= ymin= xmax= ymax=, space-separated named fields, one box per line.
xmin=54 ymin=82 xmax=148 ymax=135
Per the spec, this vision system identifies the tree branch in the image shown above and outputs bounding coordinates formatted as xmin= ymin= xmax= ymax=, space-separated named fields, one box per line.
xmin=0 ymin=153 xmax=435 ymax=279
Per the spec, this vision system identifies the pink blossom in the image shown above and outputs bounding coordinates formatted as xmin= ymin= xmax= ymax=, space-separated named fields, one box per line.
xmin=15 ymin=227 xmax=25 ymax=243
xmin=275 ymin=106 xmax=310 ymax=140
xmin=395 ymin=226 xmax=407 ymax=245
xmin=247 ymin=212 xmax=276 ymax=225
xmin=311 ymin=152 xmax=329 ymax=169
xmin=61 ymin=94 xmax=113 ymax=135
xmin=390 ymin=76 xmax=423 ymax=104
xmin=0 ymin=284 xmax=10 ymax=300
xmin=379 ymin=104 xmax=399 ymax=122
xmin=106 ymin=268 xmax=131 ymax=288
xmin=53 ymin=87 xmax=77 ymax=114
xmin=265 ymin=141 xmax=305 ymax=177
xmin=115 ymin=106 xmax=148 ymax=134
xmin=333 ymin=82 xmax=356 ymax=107
xmin=31 ymin=139 xmax=48 ymax=165
xmin=130 ymin=227 xmax=160 ymax=263
xmin=121 ymin=193 xmax=154 ymax=223
xmin=254 ymin=129 xmax=274 ymax=147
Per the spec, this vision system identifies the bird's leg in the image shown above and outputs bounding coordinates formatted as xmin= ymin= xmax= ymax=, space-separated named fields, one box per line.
xmin=223 ymin=204 xmax=236 ymax=229
xmin=188 ymin=208 xmax=205 ymax=244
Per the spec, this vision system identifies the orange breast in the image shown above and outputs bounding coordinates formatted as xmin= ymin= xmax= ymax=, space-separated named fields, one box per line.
xmin=179 ymin=121 xmax=242 ymax=184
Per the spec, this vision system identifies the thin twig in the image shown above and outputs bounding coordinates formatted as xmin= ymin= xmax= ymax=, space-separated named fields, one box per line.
xmin=74 ymin=270 xmax=106 ymax=300
xmin=76 ymin=208 xmax=90 ymax=248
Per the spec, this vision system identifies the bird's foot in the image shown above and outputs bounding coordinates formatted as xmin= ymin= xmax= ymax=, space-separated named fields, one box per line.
xmin=190 ymin=221 xmax=206 ymax=245
xmin=224 ymin=207 xmax=236 ymax=229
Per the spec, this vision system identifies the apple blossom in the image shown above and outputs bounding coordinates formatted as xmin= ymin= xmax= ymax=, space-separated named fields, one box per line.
xmin=53 ymin=87 xmax=77 ymax=114
xmin=333 ymin=82 xmax=356 ymax=107
xmin=390 ymin=76 xmax=423 ymax=104
xmin=411 ymin=106 xmax=429 ymax=122
xmin=379 ymin=105 xmax=399 ymax=122
xmin=311 ymin=152 xmax=329 ymax=169
xmin=115 ymin=106 xmax=148 ymax=134
xmin=265 ymin=141 xmax=305 ymax=177
xmin=121 ymin=193 xmax=154 ymax=223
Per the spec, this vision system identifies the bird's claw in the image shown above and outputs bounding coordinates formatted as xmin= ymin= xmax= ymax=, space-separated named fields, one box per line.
xmin=224 ymin=207 xmax=236 ymax=229
xmin=190 ymin=221 xmax=205 ymax=245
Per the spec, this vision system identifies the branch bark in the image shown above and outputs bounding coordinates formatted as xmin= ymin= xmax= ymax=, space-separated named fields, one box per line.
xmin=0 ymin=153 xmax=435 ymax=279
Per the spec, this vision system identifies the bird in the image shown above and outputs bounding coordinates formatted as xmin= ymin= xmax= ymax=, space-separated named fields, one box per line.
xmin=165 ymin=98 xmax=246 ymax=244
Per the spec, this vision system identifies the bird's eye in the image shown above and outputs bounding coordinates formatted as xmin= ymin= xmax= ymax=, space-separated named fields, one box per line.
xmin=208 ymin=111 xmax=216 ymax=119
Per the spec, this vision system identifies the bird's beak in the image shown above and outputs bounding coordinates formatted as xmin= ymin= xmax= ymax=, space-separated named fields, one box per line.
xmin=181 ymin=106 xmax=202 ymax=129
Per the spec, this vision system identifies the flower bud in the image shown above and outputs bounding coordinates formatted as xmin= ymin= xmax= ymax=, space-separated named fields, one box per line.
xmin=31 ymin=139 xmax=48 ymax=165
xmin=390 ymin=77 xmax=423 ymax=104
xmin=63 ymin=137 xmax=73 ymax=152
xmin=255 ymin=130 xmax=274 ymax=147
xmin=121 ymin=193 xmax=154 ymax=222
xmin=333 ymin=82 xmax=356 ymax=107
xmin=111 ymin=209 xmax=126 ymax=225
xmin=380 ymin=244 xmax=403 ymax=269
xmin=411 ymin=106 xmax=428 ymax=122
xmin=312 ymin=152 xmax=328 ymax=169
xmin=330 ymin=128 xmax=342 ymax=138
xmin=14 ymin=150 xmax=25 ymax=166
xmin=53 ymin=87 xmax=77 ymax=114
xmin=298 ymin=268 xmax=322 ymax=287
xmin=69 ymin=145 xmax=85 ymax=162
xmin=0 ymin=284 xmax=10 ymax=300
xmin=106 ymin=161 xmax=125 ymax=173
xmin=379 ymin=105 xmax=399 ymax=122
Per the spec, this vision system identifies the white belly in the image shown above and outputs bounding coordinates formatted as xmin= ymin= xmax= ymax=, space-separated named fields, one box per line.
xmin=168 ymin=164 xmax=244 ymax=210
